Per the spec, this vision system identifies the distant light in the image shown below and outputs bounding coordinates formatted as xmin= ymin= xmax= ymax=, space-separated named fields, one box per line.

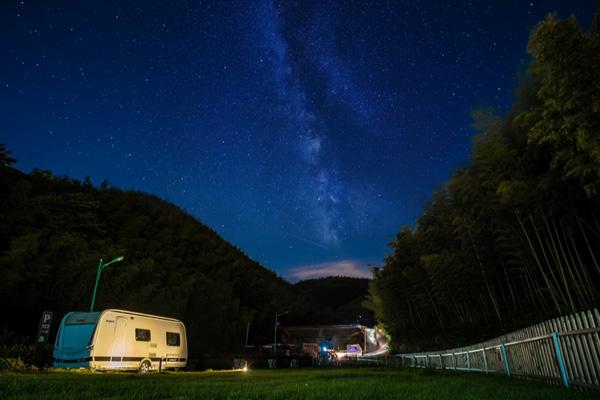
xmin=322 ymin=347 xmax=327 ymax=351
xmin=243 ymin=366 xmax=248 ymax=372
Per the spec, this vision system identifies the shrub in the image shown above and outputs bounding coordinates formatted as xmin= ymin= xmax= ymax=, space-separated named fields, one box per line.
xmin=0 ymin=357 xmax=29 ymax=371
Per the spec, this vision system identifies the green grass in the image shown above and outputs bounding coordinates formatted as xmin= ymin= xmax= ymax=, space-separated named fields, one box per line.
xmin=0 ymin=368 xmax=597 ymax=400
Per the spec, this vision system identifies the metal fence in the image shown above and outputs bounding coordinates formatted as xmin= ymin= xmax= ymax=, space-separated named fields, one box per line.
xmin=392 ymin=309 xmax=600 ymax=388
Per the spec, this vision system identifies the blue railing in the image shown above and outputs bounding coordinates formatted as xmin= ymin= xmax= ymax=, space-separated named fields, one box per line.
xmin=394 ymin=309 xmax=600 ymax=388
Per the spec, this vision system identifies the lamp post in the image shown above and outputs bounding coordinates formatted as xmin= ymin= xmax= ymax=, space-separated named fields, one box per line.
xmin=273 ymin=310 xmax=288 ymax=354
xmin=89 ymin=256 xmax=124 ymax=312
xmin=245 ymin=321 xmax=251 ymax=350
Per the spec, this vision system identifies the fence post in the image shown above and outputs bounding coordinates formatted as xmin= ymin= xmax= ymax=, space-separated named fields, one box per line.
xmin=452 ymin=353 xmax=456 ymax=370
xmin=413 ymin=355 xmax=416 ymax=368
xmin=501 ymin=344 xmax=511 ymax=377
xmin=467 ymin=351 xmax=471 ymax=371
xmin=551 ymin=332 xmax=569 ymax=388
xmin=426 ymin=354 xmax=429 ymax=368
xmin=482 ymin=347 xmax=488 ymax=374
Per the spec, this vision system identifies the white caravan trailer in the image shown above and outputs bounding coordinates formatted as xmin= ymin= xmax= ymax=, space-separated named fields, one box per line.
xmin=53 ymin=309 xmax=187 ymax=372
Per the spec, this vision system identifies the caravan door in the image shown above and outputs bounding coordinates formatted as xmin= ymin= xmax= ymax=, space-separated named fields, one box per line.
xmin=111 ymin=316 xmax=128 ymax=364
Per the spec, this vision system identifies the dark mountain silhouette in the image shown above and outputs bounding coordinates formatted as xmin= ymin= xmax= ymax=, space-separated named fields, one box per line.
xmin=0 ymin=162 xmax=307 ymax=357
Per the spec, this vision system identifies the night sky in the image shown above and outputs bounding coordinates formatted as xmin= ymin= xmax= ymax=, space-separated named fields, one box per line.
xmin=1 ymin=1 xmax=596 ymax=281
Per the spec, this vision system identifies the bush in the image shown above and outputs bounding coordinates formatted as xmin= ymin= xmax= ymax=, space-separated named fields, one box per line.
xmin=0 ymin=357 xmax=29 ymax=371
xmin=0 ymin=343 xmax=37 ymax=370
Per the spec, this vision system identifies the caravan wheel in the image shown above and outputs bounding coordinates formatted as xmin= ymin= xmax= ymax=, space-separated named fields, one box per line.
xmin=139 ymin=360 xmax=151 ymax=374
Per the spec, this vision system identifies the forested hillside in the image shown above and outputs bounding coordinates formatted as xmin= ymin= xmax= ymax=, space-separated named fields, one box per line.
xmin=369 ymin=11 xmax=600 ymax=351
xmin=293 ymin=277 xmax=373 ymax=325
xmin=0 ymin=150 xmax=308 ymax=357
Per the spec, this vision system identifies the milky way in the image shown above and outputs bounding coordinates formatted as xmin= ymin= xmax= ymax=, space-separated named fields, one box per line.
xmin=1 ymin=0 xmax=596 ymax=279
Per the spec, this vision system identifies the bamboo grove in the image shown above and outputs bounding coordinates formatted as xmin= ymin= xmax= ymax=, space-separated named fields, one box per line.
xmin=368 ymin=10 xmax=600 ymax=351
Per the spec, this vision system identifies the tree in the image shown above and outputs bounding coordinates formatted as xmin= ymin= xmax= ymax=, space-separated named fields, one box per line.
xmin=369 ymin=8 xmax=600 ymax=351
xmin=0 ymin=144 xmax=17 ymax=167
xmin=526 ymin=14 xmax=600 ymax=196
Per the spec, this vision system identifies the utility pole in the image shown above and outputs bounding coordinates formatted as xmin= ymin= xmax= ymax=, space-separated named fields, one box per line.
xmin=273 ymin=311 xmax=288 ymax=354
xmin=245 ymin=321 xmax=250 ymax=350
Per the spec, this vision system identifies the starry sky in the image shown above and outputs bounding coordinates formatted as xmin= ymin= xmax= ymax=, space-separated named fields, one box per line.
xmin=1 ymin=1 xmax=596 ymax=281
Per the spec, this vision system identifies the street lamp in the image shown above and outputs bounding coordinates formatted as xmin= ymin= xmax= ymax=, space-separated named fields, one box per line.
xmin=273 ymin=310 xmax=288 ymax=354
xmin=89 ymin=256 xmax=124 ymax=312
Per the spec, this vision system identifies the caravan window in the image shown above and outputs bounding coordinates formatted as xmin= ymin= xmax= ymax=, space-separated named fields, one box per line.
xmin=135 ymin=328 xmax=151 ymax=342
xmin=166 ymin=332 xmax=180 ymax=346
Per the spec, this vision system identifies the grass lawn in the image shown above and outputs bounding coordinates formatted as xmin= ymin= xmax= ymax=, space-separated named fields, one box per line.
xmin=0 ymin=367 xmax=597 ymax=400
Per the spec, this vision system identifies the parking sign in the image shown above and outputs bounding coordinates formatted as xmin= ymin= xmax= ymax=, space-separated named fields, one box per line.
xmin=36 ymin=311 xmax=53 ymax=344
